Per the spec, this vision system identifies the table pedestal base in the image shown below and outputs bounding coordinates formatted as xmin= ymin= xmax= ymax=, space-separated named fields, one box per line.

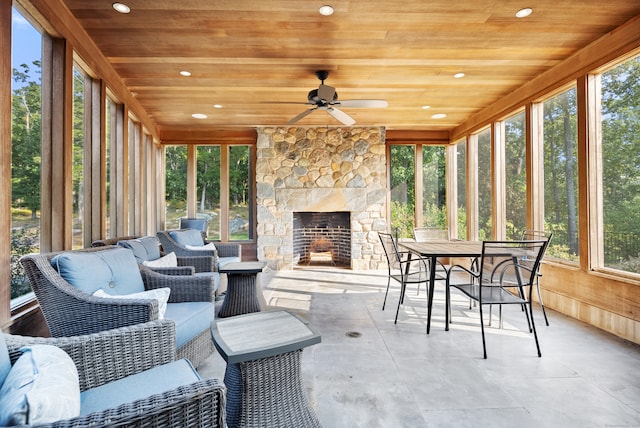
xmin=218 ymin=272 xmax=262 ymax=318
xmin=224 ymin=349 xmax=321 ymax=428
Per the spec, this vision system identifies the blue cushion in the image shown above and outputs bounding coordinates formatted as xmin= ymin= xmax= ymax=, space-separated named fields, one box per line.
xmin=80 ymin=359 xmax=200 ymax=416
xmin=164 ymin=302 xmax=214 ymax=349
xmin=118 ymin=237 xmax=161 ymax=263
xmin=0 ymin=345 xmax=80 ymax=426
xmin=0 ymin=333 xmax=10 ymax=388
xmin=169 ymin=229 xmax=204 ymax=247
xmin=51 ymin=248 xmax=145 ymax=295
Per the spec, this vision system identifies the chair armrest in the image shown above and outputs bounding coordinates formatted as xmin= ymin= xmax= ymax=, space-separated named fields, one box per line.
xmin=27 ymin=378 xmax=226 ymax=428
xmin=177 ymin=255 xmax=215 ymax=273
xmin=4 ymin=320 xmax=176 ymax=391
xmin=446 ymin=263 xmax=480 ymax=282
xmin=139 ymin=265 xmax=216 ymax=303
xmin=150 ymin=265 xmax=196 ymax=276
xmin=214 ymin=243 xmax=241 ymax=258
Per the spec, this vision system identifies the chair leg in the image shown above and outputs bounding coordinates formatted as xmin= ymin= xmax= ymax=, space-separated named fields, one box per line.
xmin=394 ymin=280 xmax=407 ymax=324
xmin=528 ymin=302 xmax=542 ymax=357
xmin=382 ymin=275 xmax=391 ymax=310
xmin=479 ymin=303 xmax=488 ymax=359
xmin=536 ymin=281 xmax=550 ymax=326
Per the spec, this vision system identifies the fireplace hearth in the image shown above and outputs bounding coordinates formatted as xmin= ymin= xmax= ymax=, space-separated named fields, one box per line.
xmin=293 ymin=212 xmax=351 ymax=267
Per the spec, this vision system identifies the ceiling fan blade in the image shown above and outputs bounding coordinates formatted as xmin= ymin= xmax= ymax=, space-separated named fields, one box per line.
xmin=318 ymin=84 xmax=336 ymax=102
xmin=327 ymin=107 xmax=356 ymax=126
xmin=337 ymin=99 xmax=388 ymax=108
xmin=287 ymin=108 xmax=317 ymax=125
xmin=261 ymin=101 xmax=312 ymax=105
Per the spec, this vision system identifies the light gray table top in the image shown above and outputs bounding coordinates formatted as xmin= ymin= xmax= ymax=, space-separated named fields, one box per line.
xmin=218 ymin=261 xmax=266 ymax=274
xmin=211 ymin=310 xmax=321 ymax=364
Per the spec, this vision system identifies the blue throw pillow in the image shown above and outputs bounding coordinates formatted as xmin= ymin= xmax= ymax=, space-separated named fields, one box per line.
xmin=51 ymin=248 xmax=145 ymax=295
xmin=0 ymin=345 xmax=80 ymax=426
xmin=169 ymin=229 xmax=204 ymax=246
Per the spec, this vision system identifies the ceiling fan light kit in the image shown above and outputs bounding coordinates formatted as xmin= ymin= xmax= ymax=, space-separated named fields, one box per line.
xmin=280 ymin=70 xmax=388 ymax=126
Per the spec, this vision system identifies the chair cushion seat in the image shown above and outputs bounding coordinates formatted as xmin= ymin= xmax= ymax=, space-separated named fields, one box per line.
xmin=80 ymin=359 xmax=200 ymax=416
xmin=165 ymin=302 xmax=215 ymax=349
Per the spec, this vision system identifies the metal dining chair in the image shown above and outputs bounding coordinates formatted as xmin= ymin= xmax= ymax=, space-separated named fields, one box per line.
xmin=378 ymin=232 xmax=433 ymax=324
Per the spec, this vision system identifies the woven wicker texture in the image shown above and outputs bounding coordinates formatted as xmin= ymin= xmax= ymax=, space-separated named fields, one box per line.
xmin=225 ymin=350 xmax=321 ymax=428
xmin=217 ymin=271 xmax=262 ymax=318
xmin=20 ymin=246 xmax=215 ymax=367
xmin=3 ymin=322 xmax=226 ymax=427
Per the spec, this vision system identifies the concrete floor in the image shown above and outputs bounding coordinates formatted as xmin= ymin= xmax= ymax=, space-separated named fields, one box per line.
xmin=198 ymin=266 xmax=640 ymax=428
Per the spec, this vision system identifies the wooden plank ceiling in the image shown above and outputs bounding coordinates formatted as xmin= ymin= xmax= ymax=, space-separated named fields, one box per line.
xmin=61 ymin=0 xmax=640 ymax=141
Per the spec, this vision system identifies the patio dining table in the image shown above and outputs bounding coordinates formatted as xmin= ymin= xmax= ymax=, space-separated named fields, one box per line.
xmin=398 ymin=240 xmax=483 ymax=334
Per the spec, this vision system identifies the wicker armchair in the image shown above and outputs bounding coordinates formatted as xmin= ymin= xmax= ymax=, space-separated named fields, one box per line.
xmin=20 ymin=247 xmax=216 ymax=367
xmin=2 ymin=321 xmax=226 ymax=427
xmin=157 ymin=230 xmax=242 ymax=271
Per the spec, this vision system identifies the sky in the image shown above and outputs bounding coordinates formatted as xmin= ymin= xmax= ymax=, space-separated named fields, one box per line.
xmin=11 ymin=8 xmax=42 ymax=89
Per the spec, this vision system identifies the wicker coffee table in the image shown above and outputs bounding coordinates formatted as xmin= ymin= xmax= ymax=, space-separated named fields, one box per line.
xmin=217 ymin=261 xmax=266 ymax=318
xmin=211 ymin=310 xmax=322 ymax=428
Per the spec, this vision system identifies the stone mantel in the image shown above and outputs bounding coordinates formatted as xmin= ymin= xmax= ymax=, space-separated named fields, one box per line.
xmin=256 ymin=127 xmax=388 ymax=270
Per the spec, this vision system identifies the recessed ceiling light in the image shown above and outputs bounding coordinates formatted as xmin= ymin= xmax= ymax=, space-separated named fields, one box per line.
xmin=112 ymin=2 xmax=131 ymax=14
xmin=213 ymin=104 xmax=223 ymax=109
xmin=431 ymin=113 xmax=447 ymax=119
xmin=179 ymin=70 xmax=191 ymax=77
xmin=516 ymin=7 xmax=533 ymax=18
xmin=454 ymin=72 xmax=465 ymax=78
xmin=422 ymin=105 xmax=431 ymax=109
xmin=192 ymin=113 xmax=208 ymax=119
xmin=319 ymin=5 xmax=334 ymax=16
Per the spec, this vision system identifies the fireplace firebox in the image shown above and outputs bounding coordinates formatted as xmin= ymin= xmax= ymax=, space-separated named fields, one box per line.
xmin=293 ymin=212 xmax=351 ymax=267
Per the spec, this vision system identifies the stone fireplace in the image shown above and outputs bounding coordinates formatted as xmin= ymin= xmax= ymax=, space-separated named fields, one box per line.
xmin=256 ymin=127 xmax=388 ymax=270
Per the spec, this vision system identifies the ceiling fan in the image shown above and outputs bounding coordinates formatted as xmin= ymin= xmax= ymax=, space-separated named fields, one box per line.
xmin=277 ymin=70 xmax=388 ymax=126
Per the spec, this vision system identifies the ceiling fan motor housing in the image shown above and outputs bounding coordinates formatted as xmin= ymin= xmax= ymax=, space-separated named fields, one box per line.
xmin=308 ymin=88 xmax=339 ymax=105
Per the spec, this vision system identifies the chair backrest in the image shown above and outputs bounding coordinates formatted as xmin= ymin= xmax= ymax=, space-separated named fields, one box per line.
xmin=179 ymin=217 xmax=208 ymax=234
xmin=378 ymin=232 xmax=403 ymax=270
xmin=520 ymin=230 xmax=553 ymax=270
xmin=414 ymin=227 xmax=450 ymax=242
xmin=479 ymin=240 xmax=549 ymax=289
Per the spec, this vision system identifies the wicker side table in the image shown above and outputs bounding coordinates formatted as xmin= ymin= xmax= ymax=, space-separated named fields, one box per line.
xmin=217 ymin=261 xmax=266 ymax=318
xmin=211 ymin=311 xmax=322 ymax=428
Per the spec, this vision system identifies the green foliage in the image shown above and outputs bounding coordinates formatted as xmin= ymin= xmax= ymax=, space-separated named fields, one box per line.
xmin=10 ymin=228 xmax=38 ymax=299
xmin=12 ymin=62 xmax=42 ymax=219
xmin=390 ymin=200 xmax=415 ymax=239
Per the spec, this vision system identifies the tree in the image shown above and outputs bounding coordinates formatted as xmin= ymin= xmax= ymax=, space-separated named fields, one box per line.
xmin=11 ymin=62 xmax=42 ymax=219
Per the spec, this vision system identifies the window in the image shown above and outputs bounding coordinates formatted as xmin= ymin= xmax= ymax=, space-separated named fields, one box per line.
xmin=10 ymin=7 xmax=42 ymax=301
xmin=421 ymin=145 xmax=446 ymax=228
xmin=476 ymin=128 xmax=492 ymax=240
xmin=542 ymin=88 xmax=579 ymax=261
xmin=72 ymin=67 xmax=86 ymax=249
xmin=165 ymin=145 xmax=188 ymax=230
xmin=389 ymin=145 xmax=415 ymax=238
xmin=599 ymin=55 xmax=640 ymax=273
xmin=504 ymin=111 xmax=527 ymax=240
xmin=455 ymin=139 xmax=467 ymax=239
xmin=105 ymin=97 xmax=113 ymax=238
xmin=196 ymin=145 xmax=221 ymax=239
xmin=228 ymin=145 xmax=251 ymax=240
